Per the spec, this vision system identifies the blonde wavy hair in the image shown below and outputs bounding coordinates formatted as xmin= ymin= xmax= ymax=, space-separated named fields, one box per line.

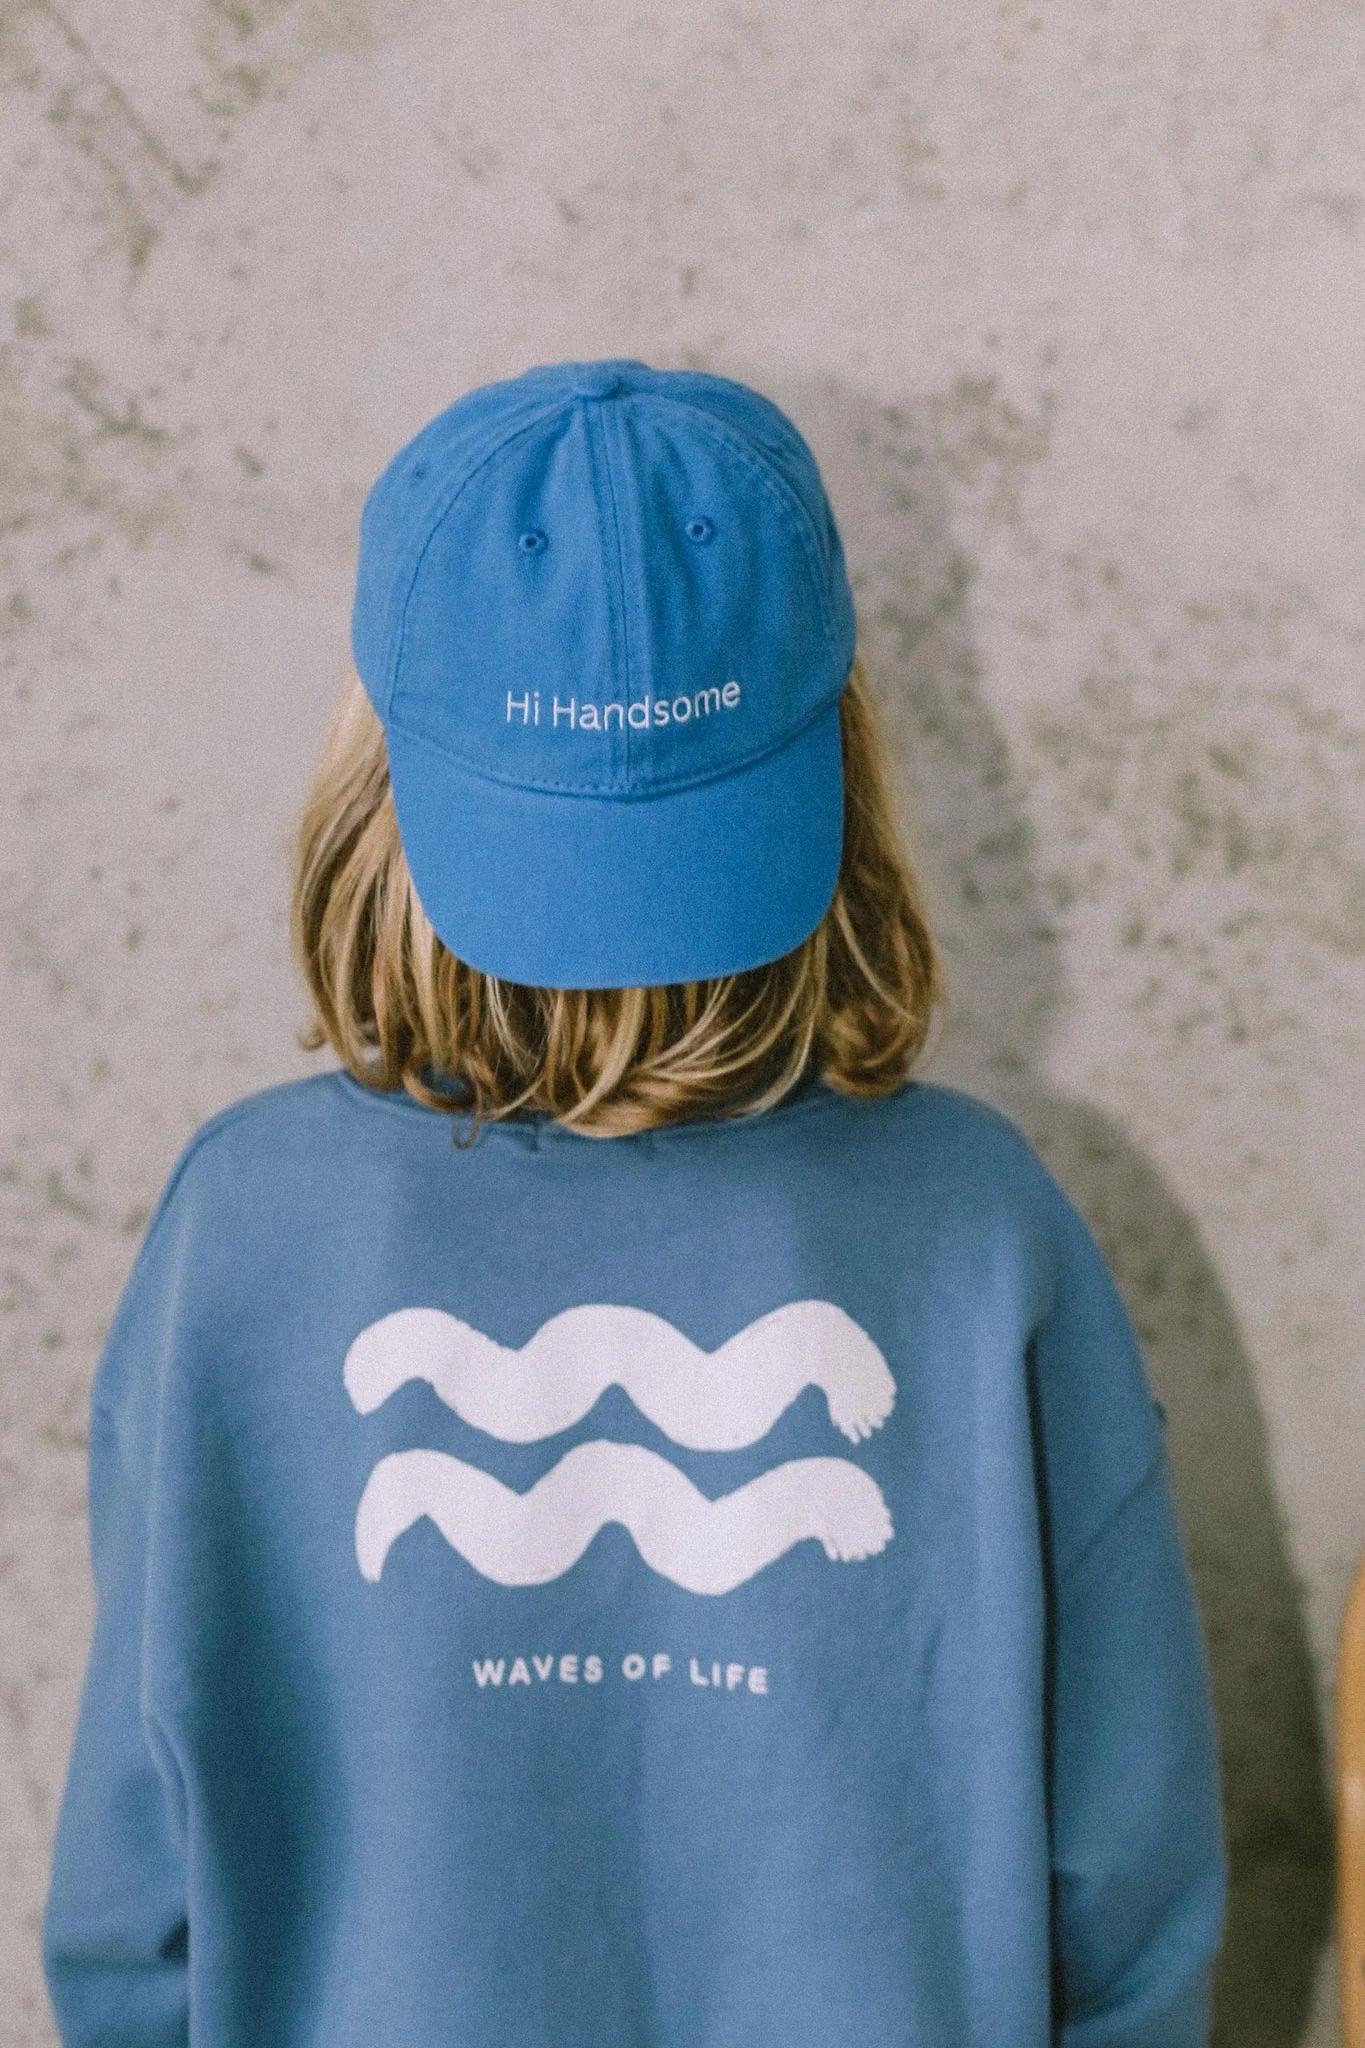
xmin=290 ymin=652 xmax=948 ymax=1142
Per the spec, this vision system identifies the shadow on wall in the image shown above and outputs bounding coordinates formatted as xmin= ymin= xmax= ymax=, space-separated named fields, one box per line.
xmin=783 ymin=370 xmax=1334 ymax=2047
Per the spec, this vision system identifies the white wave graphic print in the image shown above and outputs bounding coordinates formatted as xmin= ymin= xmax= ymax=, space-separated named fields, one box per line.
xmin=344 ymin=1299 xmax=896 ymax=1449
xmin=355 ymin=1442 xmax=894 ymax=1595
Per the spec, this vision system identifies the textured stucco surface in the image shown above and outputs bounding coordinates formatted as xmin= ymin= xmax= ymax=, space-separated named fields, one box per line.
xmin=2 ymin=2 xmax=1363 ymax=2041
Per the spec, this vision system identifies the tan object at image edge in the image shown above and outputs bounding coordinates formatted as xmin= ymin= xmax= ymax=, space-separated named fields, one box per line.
xmin=1340 ymin=1552 xmax=1365 ymax=2045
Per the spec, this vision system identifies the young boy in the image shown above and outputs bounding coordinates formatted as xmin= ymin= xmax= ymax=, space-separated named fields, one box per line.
xmin=42 ymin=357 xmax=1227 ymax=2046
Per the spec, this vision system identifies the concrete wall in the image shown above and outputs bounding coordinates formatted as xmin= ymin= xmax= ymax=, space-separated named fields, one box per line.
xmin=3 ymin=2 xmax=1362 ymax=2040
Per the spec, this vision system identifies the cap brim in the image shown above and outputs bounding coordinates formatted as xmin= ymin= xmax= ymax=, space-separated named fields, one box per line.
xmin=384 ymin=696 xmax=845 ymax=989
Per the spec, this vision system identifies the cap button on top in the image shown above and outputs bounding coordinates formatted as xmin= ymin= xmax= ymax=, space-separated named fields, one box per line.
xmin=570 ymin=368 xmax=622 ymax=400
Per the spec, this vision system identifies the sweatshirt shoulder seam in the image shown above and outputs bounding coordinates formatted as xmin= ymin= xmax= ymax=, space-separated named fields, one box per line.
xmin=88 ymin=1084 xmax=319 ymax=1427
xmin=1054 ymin=1440 xmax=1166 ymax=1598
xmin=139 ymin=1089 xmax=287 ymax=1223
xmin=149 ymin=1076 xmax=334 ymax=1201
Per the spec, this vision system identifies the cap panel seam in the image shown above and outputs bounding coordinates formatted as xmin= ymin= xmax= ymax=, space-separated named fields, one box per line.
xmin=652 ymin=369 xmax=827 ymax=474
xmin=589 ymin=399 xmax=633 ymax=781
xmin=601 ymin=400 xmax=639 ymax=780
xmin=387 ymin=674 xmax=846 ymax=798
xmin=363 ymin=394 xmax=568 ymax=715
xmin=632 ymin=393 xmax=842 ymax=655
xmin=387 ymin=399 xmax=578 ymax=710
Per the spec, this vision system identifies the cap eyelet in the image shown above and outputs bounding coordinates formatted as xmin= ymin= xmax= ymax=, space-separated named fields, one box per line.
xmin=410 ymin=464 xmax=428 ymax=483
xmin=685 ymin=516 xmax=715 ymax=543
xmin=518 ymin=529 xmax=548 ymax=554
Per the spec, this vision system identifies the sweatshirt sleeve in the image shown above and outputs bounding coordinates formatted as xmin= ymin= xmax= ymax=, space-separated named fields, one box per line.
xmin=1049 ymin=1440 xmax=1227 ymax=2046
xmin=1033 ymin=1190 xmax=1228 ymax=2047
xmin=41 ymin=1161 xmax=195 ymax=2048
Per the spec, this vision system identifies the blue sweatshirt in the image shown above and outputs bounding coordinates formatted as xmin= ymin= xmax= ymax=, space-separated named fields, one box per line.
xmin=42 ymin=1067 xmax=1227 ymax=2047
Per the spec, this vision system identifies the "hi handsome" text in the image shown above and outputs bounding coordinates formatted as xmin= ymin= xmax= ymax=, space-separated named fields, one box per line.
xmin=505 ymin=682 xmax=741 ymax=733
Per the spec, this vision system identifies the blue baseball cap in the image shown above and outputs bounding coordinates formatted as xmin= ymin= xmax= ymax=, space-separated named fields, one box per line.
xmin=350 ymin=357 xmax=858 ymax=989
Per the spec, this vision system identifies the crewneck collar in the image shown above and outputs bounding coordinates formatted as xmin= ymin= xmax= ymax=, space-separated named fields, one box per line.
xmin=330 ymin=1059 xmax=837 ymax=1141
